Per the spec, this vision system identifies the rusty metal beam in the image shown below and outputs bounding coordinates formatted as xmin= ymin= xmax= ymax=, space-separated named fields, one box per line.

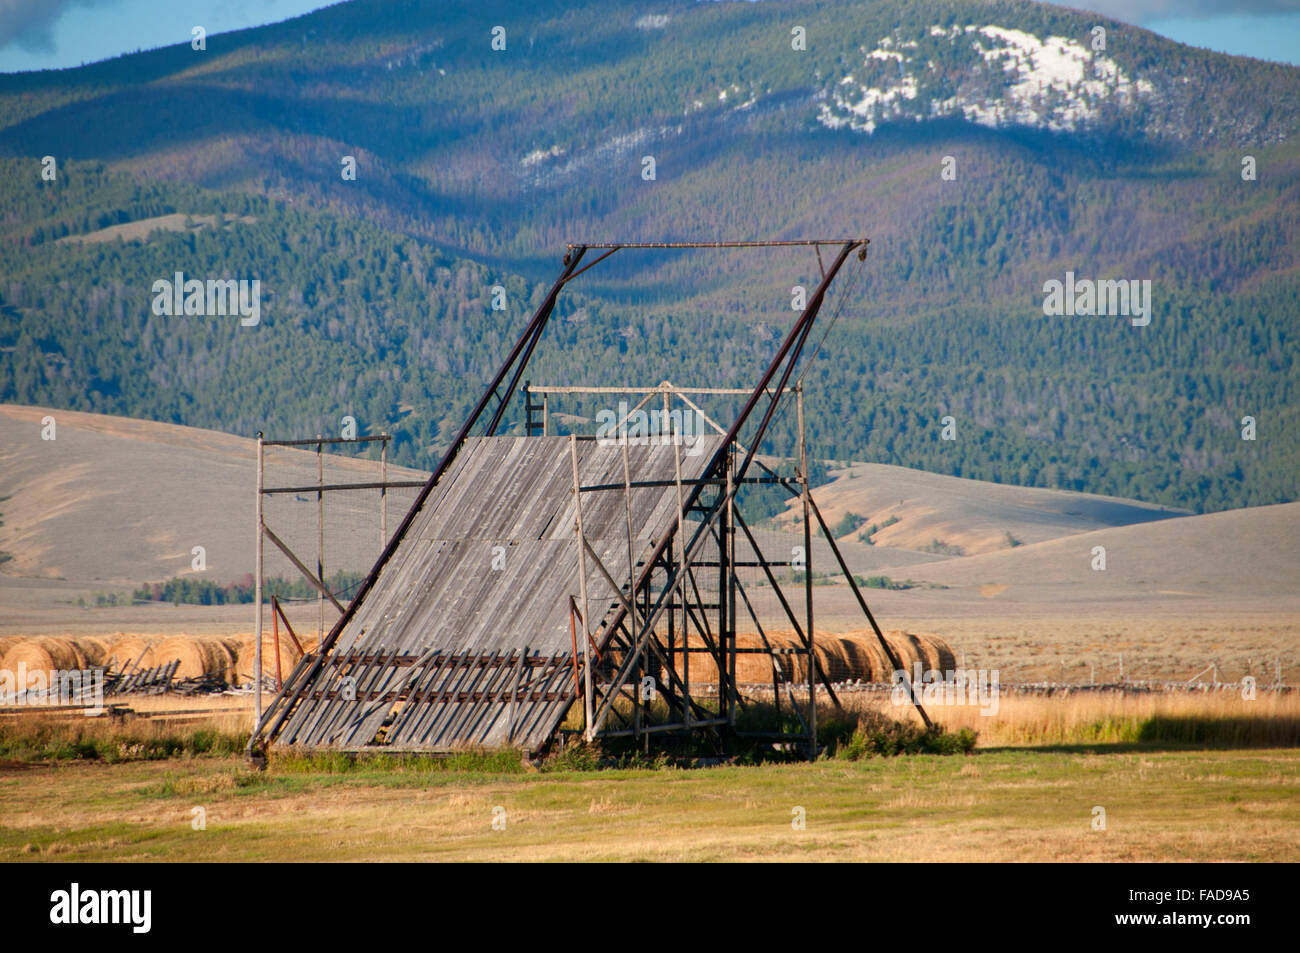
xmin=565 ymin=240 xmax=868 ymax=250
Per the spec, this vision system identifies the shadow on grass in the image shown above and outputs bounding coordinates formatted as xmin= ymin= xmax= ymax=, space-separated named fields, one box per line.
xmin=978 ymin=715 xmax=1300 ymax=755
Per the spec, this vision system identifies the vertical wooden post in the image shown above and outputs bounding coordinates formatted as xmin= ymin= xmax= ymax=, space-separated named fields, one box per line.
xmin=316 ymin=434 xmax=324 ymax=649
xmin=622 ymin=438 xmax=639 ymax=742
xmin=380 ymin=433 xmax=388 ymax=548
xmin=798 ymin=384 xmax=816 ymax=760
xmin=569 ymin=435 xmax=594 ymax=741
xmin=672 ymin=415 xmax=690 ymax=727
xmin=725 ymin=449 xmax=736 ymax=728
xmin=543 ymin=393 xmax=549 ymax=436
xmin=254 ymin=433 xmax=264 ymax=731
xmin=663 ymin=388 xmax=674 ymax=680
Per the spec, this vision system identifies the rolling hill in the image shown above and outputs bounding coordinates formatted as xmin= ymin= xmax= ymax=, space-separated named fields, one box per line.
xmin=894 ymin=501 xmax=1300 ymax=602
xmin=779 ymin=459 xmax=1187 ymax=555
xmin=0 ymin=403 xmax=426 ymax=593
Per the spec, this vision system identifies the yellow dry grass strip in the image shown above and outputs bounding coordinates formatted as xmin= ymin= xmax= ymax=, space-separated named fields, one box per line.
xmin=842 ymin=690 xmax=1300 ymax=747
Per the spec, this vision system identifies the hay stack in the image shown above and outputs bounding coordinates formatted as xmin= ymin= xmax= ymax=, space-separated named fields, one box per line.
xmin=837 ymin=635 xmax=890 ymax=682
xmin=839 ymin=630 xmax=958 ymax=681
xmin=681 ymin=630 xmax=813 ymax=684
xmin=232 ymin=632 xmax=303 ymax=683
xmin=76 ymin=636 xmax=111 ymax=667
xmin=0 ymin=637 xmax=88 ymax=676
xmin=733 ymin=631 xmax=798 ymax=683
xmin=925 ymin=633 xmax=957 ymax=673
xmin=697 ymin=629 xmax=958 ymax=684
xmin=814 ymin=640 xmax=849 ymax=683
xmin=599 ymin=627 xmax=956 ymax=686
xmin=153 ymin=636 xmax=236 ymax=682
xmin=107 ymin=635 xmax=157 ymax=673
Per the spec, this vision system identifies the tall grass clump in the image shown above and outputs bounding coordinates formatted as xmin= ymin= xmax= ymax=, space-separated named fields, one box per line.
xmin=0 ymin=716 xmax=247 ymax=763
xmin=819 ymin=708 xmax=976 ymax=759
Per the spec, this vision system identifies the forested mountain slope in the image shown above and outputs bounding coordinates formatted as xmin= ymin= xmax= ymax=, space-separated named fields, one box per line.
xmin=0 ymin=0 xmax=1296 ymax=513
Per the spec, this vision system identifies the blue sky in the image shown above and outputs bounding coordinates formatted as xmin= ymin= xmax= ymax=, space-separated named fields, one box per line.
xmin=0 ymin=0 xmax=1297 ymax=73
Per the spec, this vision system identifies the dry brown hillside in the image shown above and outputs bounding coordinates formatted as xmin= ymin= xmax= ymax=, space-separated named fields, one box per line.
xmin=788 ymin=461 xmax=1187 ymax=556
xmin=0 ymin=404 xmax=426 ymax=592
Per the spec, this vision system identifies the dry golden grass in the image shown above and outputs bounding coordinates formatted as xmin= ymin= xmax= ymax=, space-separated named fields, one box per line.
xmin=840 ymin=688 xmax=1300 ymax=747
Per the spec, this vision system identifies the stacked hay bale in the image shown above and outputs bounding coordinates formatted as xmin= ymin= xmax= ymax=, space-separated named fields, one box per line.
xmin=681 ymin=629 xmax=957 ymax=685
xmin=152 ymin=636 xmax=236 ymax=682
xmin=231 ymin=632 xmax=304 ymax=684
xmin=0 ymin=636 xmax=88 ymax=676
xmin=1 ymin=633 xmax=270 ymax=689
xmin=106 ymin=634 xmax=157 ymax=673
xmin=836 ymin=635 xmax=889 ymax=683
xmin=77 ymin=635 xmax=111 ymax=667
xmin=734 ymin=631 xmax=799 ymax=683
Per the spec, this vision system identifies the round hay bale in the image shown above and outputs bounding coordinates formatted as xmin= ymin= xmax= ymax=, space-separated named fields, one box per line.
xmin=0 ymin=637 xmax=87 ymax=676
xmin=75 ymin=636 xmax=111 ymax=666
xmin=909 ymin=631 xmax=944 ymax=673
xmin=729 ymin=629 xmax=800 ymax=683
xmin=865 ymin=637 xmax=894 ymax=681
xmin=153 ymin=636 xmax=236 ymax=682
xmin=883 ymin=630 xmax=927 ymax=676
xmin=107 ymin=635 xmax=157 ymax=673
xmin=683 ymin=634 xmax=718 ymax=685
xmin=733 ymin=631 xmax=791 ymax=683
xmin=836 ymin=635 xmax=888 ymax=682
xmin=923 ymin=634 xmax=957 ymax=673
xmin=232 ymin=632 xmax=303 ymax=683
xmin=810 ymin=640 xmax=844 ymax=683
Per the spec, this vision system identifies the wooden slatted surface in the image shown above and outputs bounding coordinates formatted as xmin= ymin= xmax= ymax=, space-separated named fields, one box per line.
xmin=271 ymin=435 xmax=722 ymax=751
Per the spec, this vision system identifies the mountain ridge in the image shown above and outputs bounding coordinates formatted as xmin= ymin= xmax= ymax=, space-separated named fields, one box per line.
xmin=0 ymin=0 xmax=1295 ymax=516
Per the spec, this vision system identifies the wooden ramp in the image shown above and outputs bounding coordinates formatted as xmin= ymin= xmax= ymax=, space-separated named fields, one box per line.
xmin=261 ymin=434 xmax=721 ymax=752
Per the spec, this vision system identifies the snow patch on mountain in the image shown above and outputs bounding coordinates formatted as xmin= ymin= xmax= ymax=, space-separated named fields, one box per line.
xmin=521 ymin=144 xmax=566 ymax=167
xmin=819 ymin=25 xmax=1154 ymax=134
xmin=519 ymin=125 xmax=683 ymax=189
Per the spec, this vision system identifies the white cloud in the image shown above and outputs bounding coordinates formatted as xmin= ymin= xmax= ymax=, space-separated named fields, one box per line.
xmin=0 ymin=0 xmax=115 ymax=53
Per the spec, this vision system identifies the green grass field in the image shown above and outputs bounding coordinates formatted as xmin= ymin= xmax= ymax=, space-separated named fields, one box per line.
xmin=2 ymin=746 xmax=1297 ymax=862
xmin=3 ymin=694 xmax=1297 ymax=862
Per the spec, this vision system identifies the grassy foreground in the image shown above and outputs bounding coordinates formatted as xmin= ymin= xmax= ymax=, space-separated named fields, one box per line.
xmin=2 ymin=695 xmax=1297 ymax=861
xmin=1 ymin=746 xmax=1297 ymax=861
